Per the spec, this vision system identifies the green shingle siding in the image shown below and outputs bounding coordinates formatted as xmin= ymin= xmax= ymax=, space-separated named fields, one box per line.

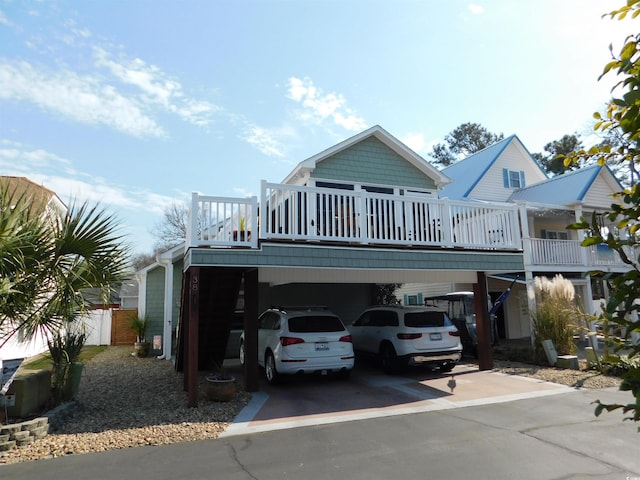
xmin=145 ymin=267 xmax=165 ymax=354
xmin=310 ymin=137 xmax=437 ymax=190
xmin=187 ymin=244 xmax=524 ymax=272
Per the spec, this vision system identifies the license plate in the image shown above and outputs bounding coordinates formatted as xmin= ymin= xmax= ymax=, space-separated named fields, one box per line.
xmin=315 ymin=342 xmax=329 ymax=351
xmin=429 ymin=333 xmax=442 ymax=341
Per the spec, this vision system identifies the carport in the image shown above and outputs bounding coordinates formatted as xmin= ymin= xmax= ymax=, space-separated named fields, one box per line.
xmin=178 ymin=242 xmax=524 ymax=407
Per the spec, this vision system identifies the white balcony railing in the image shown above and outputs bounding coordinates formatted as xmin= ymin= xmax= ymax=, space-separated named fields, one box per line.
xmin=526 ymin=238 xmax=634 ymax=269
xmin=188 ymin=183 xmax=522 ymax=250
xmin=188 ymin=193 xmax=258 ymax=248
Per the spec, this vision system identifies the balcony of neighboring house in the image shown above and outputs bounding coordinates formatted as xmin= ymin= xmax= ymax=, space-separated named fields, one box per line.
xmin=186 ymin=181 xmax=523 ymax=252
xmin=524 ymin=237 xmax=634 ymax=272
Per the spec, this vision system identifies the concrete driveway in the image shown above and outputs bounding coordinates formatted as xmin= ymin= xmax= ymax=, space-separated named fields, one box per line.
xmin=222 ymin=359 xmax=574 ymax=437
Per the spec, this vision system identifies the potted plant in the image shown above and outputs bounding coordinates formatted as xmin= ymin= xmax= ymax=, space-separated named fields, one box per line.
xmin=129 ymin=314 xmax=150 ymax=357
xmin=204 ymin=361 xmax=237 ymax=402
xmin=232 ymin=217 xmax=250 ymax=241
xmin=48 ymin=328 xmax=86 ymax=405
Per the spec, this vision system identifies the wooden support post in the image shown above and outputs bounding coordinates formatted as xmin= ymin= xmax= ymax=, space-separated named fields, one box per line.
xmin=243 ymin=268 xmax=259 ymax=392
xmin=187 ymin=267 xmax=200 ymax=407
xmin=474 ymin=271 xmax=494 ymax=370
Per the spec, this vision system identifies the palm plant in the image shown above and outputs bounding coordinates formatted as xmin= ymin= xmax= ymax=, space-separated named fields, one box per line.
xmin=0 ymin=180 xmax=130 ymax=346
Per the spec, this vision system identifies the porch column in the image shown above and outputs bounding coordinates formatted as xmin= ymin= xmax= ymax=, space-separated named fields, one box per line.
xmin=517 ymin=201 xmax=532 ymax=266
xmin=573 ymin=203 xmax=590 ymax=267
xmin=525 ymin=270 xmax=536 ymax=347
xmin=243 ymin=268 xmax=259 ymax=392
xmin=187 ymin=267 xmax=200 ymax=407
xmin=473 ymin=271 xmax=493 ymax=370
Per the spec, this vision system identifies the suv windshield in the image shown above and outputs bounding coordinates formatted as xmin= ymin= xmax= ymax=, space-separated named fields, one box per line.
xmin=404 ymin=311 xmax=451 ymax=328
xmin=288 ymin=315 xmax=345 ymax=333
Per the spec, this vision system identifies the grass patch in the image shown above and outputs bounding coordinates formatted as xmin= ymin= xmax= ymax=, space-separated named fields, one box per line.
xmin=19 ymin=345 xmax=108 ymax=371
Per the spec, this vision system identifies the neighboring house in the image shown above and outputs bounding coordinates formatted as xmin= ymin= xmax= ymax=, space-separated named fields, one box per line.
xmin=138 ymin=125 xmax=528 ymax=405
xmin=398 ymin=135 xmax=628 ymax=340
xmin=0 ymin=176 xmax=67 ymax=361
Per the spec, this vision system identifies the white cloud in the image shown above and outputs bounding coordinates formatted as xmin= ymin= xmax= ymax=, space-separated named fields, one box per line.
xmin=0 ymin=141 xmax=177 ymax=215
xmin=240 ymin=124 xmax=286 ymax=158
xmin=93 ymin=47 xmax=219 ymax=127
xmin=286 ymin=77 xmax=367 ymax=132
xmin=0 ymin=60 xmax=165 ymax=137
xmin=468 ymin=4 xmax=484 ymax=15
xmin=0 ymin=10 xmax=12 ymax=26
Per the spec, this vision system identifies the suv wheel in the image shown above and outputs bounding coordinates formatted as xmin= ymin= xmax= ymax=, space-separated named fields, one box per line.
xmin=440 ymin=362 xmax=455 ymax=373
xmin=239 ymin=341 xmax=245 ymax=367
xmin=380 ymin=343 xmax=401 ymax=374
xmin=265 ymin=351 xmax=280 ymax=385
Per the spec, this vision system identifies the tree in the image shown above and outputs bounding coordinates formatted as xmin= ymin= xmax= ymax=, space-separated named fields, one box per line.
xmin=0 ymin=182 xmax=130 ymax=345
xmin=533 ymin=134 xmax=584 ymax=175
xmin=597 ymin=127 xmax=639 ymax=186
xmin=130 ymin=251 xmax=158 ymax=271
xmin=150 ymin=201 xmax=189 ymax=251
xmin=564 ymin=1 xmax=640 ymax=429
xmin=429 ymin=122 xmax=504 ymax=167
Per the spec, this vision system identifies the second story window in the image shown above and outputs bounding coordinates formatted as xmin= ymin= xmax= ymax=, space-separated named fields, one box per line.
xmin=503 ymin=169 xmax=525 ymax=189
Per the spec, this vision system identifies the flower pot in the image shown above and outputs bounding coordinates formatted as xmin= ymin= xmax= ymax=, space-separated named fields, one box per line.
xmin=205 ymin=375 xmax=237 ymax=402
xmin=134 ymin=341 xmax=150 ymax=358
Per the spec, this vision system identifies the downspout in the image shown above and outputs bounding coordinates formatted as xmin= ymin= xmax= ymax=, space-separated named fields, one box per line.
xmin=157 ymin=255 xmax=174 ymax=361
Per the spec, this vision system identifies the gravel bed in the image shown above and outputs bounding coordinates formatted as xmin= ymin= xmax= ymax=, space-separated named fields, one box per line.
xmin=1 ymin=347 xmax=623 ymax=465
xmin=0 ymin=347 xmax=251 ymax=465
xmin=490 ymin=358 xmax=622 ymax=390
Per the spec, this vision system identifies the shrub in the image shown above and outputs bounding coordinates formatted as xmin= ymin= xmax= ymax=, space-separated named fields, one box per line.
xmin=532 ymin=275 xmax=581 ymax=364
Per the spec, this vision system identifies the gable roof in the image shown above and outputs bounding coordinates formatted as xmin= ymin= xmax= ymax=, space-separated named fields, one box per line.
xmin=440 ymin=135 xmax=546 ymax=200
xmin=508 ymin=164 xmax=623 ymax=207
xmin=0 ymin=176 xmax=66 ymax=214
xmin=283 ymin=125 xmax=451 ymax=188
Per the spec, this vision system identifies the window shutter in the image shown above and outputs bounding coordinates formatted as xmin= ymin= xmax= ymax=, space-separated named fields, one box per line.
xmin=503 ymin=168 xmax=509 ymax=188
xmin=417 ymin=293 xmax=423 ymax=305
xmin=403 ymin=294 xmax=408 ymax=305
xmin=519 ymin=171 xmax=526 ymax=187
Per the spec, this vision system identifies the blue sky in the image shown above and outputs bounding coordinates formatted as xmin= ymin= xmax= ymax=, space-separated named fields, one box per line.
xmin=0 ymin=0 xmax=633 ymax=256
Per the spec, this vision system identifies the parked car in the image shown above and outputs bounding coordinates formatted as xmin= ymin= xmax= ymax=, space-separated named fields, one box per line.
xmin=349 ymin=305 xmax=462 ymax=373
xmin=239 ymin=306 xmax=355 ymax=384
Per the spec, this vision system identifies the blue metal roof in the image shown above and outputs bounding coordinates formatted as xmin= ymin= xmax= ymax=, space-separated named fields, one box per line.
xmin=439 ymin=135 xmax=543 ymax=199
xmin=508 ymin=164 xmax=615 ymax=205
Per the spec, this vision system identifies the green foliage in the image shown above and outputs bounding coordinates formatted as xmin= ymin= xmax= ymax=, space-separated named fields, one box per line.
xmin=429 ymin=122 xmax=504 ymax=167
xmin=0 ymin=180 xmax=130 ymax=346
xmin=129 ymin=314 xmax=148 ymax=342
xmin=531 ymin=275 xmax=580 ymax=363
xmin=565 ymin=1 xmax=640 ymax=429
xmin=48 ymin=323 xmax=87 ymax=406
xmin=20 ymin=345 xmax=107 ymax=371
xmin=375 ymin=284 xmax=402 ymax=305
xmin=534 ymin=133 xmax=584 ymax=176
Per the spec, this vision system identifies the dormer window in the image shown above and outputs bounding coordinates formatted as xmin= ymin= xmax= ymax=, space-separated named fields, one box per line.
xmin=503 ymin=169 xmax=525 ymax=189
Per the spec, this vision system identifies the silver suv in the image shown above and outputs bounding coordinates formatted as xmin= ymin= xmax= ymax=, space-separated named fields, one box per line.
xmin=349 ymin=305 xmax=462 ymax=373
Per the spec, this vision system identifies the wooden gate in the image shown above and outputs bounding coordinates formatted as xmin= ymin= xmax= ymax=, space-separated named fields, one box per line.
xmin=110 ymin=309 xmax=138 ymax=346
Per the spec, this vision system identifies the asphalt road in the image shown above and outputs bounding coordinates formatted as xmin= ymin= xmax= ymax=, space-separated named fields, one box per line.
xmin=2 ymin=388 xmax=639 ymax=480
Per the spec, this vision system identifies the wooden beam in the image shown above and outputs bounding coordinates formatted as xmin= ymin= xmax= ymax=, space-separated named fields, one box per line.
xmin=187 ymin=267 xmax=200 ymax=407
xmin=243 ymin=268 xmax=259 ymax=392
xmin=474 ymin=271 xmax=494 ymax=370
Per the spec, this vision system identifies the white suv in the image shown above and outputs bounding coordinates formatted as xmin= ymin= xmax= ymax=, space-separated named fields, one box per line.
xmin=349 ymin=305 xmax=462 ymax=373
xmin=239 ymin=306 xmax=355 ymax=384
